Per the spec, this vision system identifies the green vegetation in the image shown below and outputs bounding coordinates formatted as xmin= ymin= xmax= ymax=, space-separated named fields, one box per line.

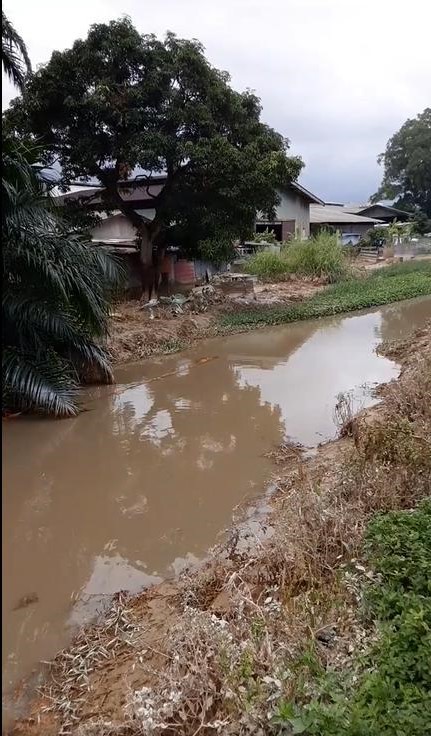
xmin=2 ymin=14 xmax=122 ymax=418
xmin=245 ymin=231 xmax=349 ymax=283
xmin=284 ymin=231 xmax=348 ymax=282
xmin=2 ymin=133 xmax=121 ymax=417
xmin=373 ymin=107 xmax=431 ymax=218
xmin=2 ymin=11 xmax=31 ymax=90
xmin=4 ymin=17 xmax=303 ymax=276
xmin=222 ymin=260 xmax=431 ymax=328
xmin=245 ymin=250 xmax=290 ymax=280
xmin=280 ymin=501 xmax=431 ymax=736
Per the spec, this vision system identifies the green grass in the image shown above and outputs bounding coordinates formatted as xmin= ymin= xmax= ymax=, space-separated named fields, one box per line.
xmin=245 ymin=231 xmax=349 ymax=283
xmin=274 ymin=500 xmax=431 ymax=736
xmin=221 ymin=260 xmax=431 ymax=329
xmin=245 ymin=250 xmax=291 ymax=280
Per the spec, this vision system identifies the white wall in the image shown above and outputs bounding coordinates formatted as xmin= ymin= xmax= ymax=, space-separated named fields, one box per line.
xmin=257 ymin=189 xmax=310 ymax=239
xmin=275 ymin=190 xmax=310 ymax=238
xmin=92 ymin=214 xmax=137 ymax=241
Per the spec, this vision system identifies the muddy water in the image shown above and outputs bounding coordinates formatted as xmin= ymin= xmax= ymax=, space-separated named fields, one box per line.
xmin=2 ymin=296 xmax=431 ymax=710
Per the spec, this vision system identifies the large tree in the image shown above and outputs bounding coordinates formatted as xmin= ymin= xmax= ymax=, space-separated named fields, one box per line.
xmin=4 ymin=18 xmax=303 ymax=296
xmin=372 ymin=108 xmax=431 ymax=217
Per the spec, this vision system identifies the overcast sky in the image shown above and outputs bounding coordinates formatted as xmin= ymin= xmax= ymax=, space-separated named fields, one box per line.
xmin=3 ymin=0 xmax=430 ymax=202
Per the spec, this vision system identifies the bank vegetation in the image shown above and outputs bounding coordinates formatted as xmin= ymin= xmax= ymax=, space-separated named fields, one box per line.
xmin=14 ymin=322 xmax=431 ymax=736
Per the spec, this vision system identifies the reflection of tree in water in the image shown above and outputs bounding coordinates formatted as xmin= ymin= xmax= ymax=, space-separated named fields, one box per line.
xmin=108 ymin=354 xmax=285 ymax=489
xmin=3 ymin=354 xmax=286 ymax=612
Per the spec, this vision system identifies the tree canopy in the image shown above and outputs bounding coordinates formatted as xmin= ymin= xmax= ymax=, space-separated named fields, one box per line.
xmin=372 ymin=108 xmax=431 ymax=217
xmin=5 ymin=18 xmax=303 ymax=264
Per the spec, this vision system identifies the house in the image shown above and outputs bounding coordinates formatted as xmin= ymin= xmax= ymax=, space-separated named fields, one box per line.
xmin=255 ymin=182 xmax=324 ymax=241
xmin=341 ymin=202 xmax=411 ymax=224
xmin=55 ymin=177 xmax=324 ymax=290
xmin=57 ymin=177 xmax=323 ymax=244
xmin=310 ymin=204 xmax=382 ymax=245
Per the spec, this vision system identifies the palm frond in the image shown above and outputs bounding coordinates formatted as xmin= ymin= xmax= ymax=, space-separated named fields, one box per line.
xmin=2 ymin=11 xmax=32 ymax=90
xmin=2 ymin=132 xmax=121 ymax=417
xmin=2 ymin=348 xmax=78 ymax=417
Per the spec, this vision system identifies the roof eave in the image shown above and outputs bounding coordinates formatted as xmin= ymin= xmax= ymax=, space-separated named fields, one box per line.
xmin=288 ymin=181 xmax=324 ymax=205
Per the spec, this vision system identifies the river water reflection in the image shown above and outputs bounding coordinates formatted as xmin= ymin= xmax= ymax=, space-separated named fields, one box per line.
xmin=2 ymin=296 xmax=431 ymax=706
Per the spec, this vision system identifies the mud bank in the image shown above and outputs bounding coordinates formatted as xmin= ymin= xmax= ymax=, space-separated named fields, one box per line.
xmin=9 ymin=321 xmax=431 ymax=736
xmin=108 ymin=277 xmax=324 ymax=364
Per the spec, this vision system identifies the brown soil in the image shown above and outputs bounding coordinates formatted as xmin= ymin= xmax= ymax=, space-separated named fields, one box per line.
xmin=108 ymin=277 xmax=325 ymax=365
xmin=10 ymin=324 xmax=430 ymax=736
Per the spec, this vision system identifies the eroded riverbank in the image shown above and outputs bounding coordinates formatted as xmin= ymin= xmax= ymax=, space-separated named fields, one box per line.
xmin=3 ymin=297 xmax=431 ymax=734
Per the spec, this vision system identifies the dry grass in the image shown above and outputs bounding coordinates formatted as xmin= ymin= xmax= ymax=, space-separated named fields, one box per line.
xmin=15 ymin=325 xmax=431 ymax=736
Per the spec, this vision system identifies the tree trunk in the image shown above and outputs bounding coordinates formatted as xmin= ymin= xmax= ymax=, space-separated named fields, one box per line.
xmin=139 ymin=225 xmax=165 ymax=302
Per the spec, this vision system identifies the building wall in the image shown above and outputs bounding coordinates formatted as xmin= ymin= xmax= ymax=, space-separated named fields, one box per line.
xmin=92 ymin=214 xmax=137 ymax=241
xmin=276 ymin=190 xmax=310 ymax=238
xmin=257 ymin=188 xmax=310 ymax=239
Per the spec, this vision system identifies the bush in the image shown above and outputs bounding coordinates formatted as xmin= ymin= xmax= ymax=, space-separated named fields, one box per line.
xmin=283 ymin=231 xmax=349 ymax=283
xmin=245 ymin=231 xmax=349 ymax=283
xmin=245 ymin=250 xmax=290 ymax=280
xmin=253 ymin=228 xmax=279 ymax=245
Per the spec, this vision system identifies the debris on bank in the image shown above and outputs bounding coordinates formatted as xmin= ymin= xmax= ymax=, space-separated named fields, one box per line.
xmin=12 ymin=324 xmax=431 ymax=736
xmin=108 ymin=275 xmax=325 ymax=364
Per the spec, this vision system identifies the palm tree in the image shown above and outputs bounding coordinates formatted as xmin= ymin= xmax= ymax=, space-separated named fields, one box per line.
xmin=2 ymin=11 xmax=32 ymax=90
xmin=2 ymin=133 xmax=123 ymax=417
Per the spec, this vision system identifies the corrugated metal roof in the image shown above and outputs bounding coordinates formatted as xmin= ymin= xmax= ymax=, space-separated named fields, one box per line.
xmin=310 ymin=205 xmax=382 ymax=224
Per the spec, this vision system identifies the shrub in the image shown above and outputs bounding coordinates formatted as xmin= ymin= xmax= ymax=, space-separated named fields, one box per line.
xmin=253 ymin=228 xmax=279 ymax=245
xmin=245 ymin=231 xmax=350 ymax=283
xmin=245 ymin=250 xmax=290 ymax=280
xmin=284 ymin=231 xmax=349 ymax=283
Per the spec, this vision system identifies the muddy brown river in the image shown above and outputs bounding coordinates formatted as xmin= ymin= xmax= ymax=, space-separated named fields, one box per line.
xmin=2 ymin=296 xmax=431 ymax=718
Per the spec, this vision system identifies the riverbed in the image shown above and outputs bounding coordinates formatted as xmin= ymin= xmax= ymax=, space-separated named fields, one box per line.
xmin=2 ymin=296 xmax=431 ymax=716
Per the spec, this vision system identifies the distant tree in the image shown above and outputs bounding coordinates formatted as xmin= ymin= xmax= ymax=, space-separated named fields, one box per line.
xmin=411 ymin=210 xmax=431 ymax=236
xmin=4 ymin=18 xmax=303 ymax=297
xmin=2 ymin=11 xmax=31 ymax=90
xmin=372 ymin=108 xmax=431 ymax=217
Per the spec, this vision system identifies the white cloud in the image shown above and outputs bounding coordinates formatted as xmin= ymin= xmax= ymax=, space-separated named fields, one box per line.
xmin=3 ymin=0 xmax=430 ymax=200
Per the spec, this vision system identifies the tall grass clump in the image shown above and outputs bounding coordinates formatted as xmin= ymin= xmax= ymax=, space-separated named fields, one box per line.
xmin=245 ymin=231 xmax=350 ymax=283
xmin=284 ymin=231 xmax=349 ymax=283
xmin=245 ymin=250 xmax=290 ymax=280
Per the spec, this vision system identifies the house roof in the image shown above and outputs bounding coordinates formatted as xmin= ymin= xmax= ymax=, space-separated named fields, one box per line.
xmin=288 ymin=181 xmax=324 ymax=205
xmin=55 ymin=177 xmax=324 ymax=208
xmin=341 ymin=202 xmax=411 ymax=218
xmin=310 ymin=205 xmax=382 ymax=225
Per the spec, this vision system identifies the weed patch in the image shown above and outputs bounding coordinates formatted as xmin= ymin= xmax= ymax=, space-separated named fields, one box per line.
xmin=222 ymin=261 xmax=431 ymax=329
xmin=285 ymin=501 xmax=431 ymax=736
